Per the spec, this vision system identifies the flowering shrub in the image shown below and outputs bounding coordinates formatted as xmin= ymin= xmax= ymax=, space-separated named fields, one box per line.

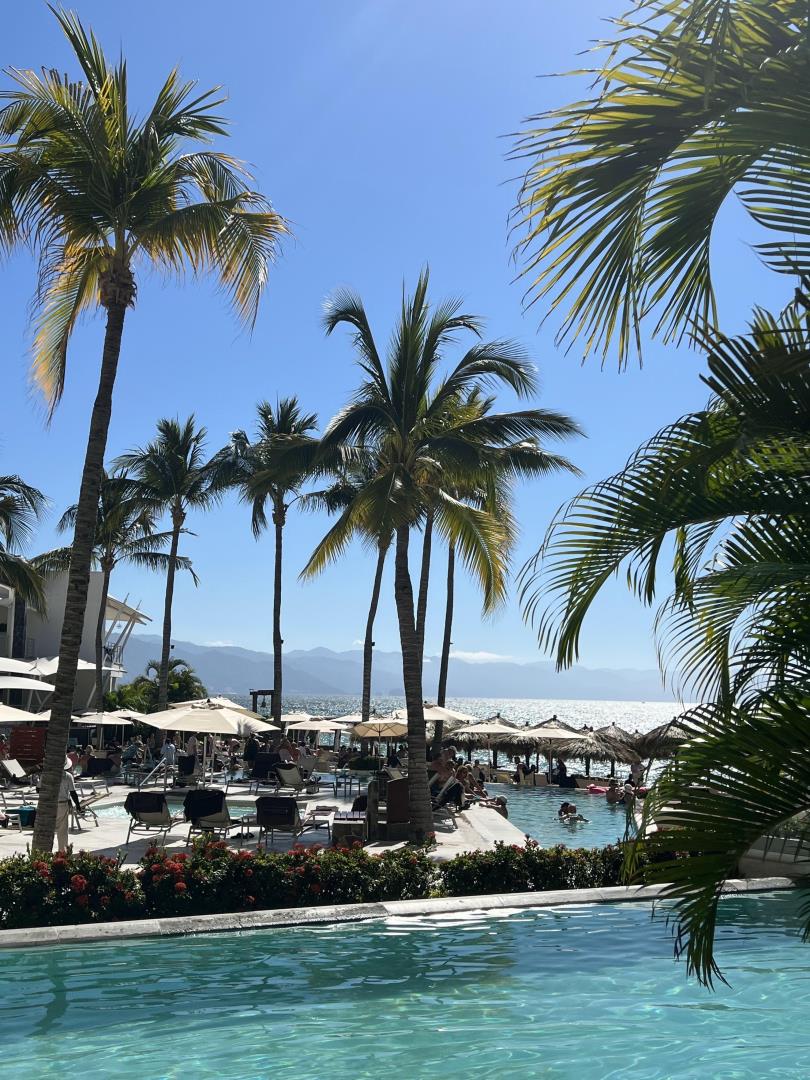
xmin=138 ymin=839 xmax=436 ymax=917
xmin=0 ymin=840 xmax=644 ymax=929
xmin=437 ymin=841 xmax=636 ymax=896
xmin=0 ymin=850 xmax=142 ymax=929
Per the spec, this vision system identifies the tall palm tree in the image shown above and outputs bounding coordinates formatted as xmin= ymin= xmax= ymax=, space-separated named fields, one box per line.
xmin=512 ymin=0 xmax=810 ymax=363
xmin=219 ymin=399 xmax=319 ymax=722
xmin=520 ymin=309 xmax=810 ymax=983
xmin=300 ymin=460 xmax=391 ymax=724
xmin=0 ymin=474 xmax=47 ymax=609
xmin=116 ymin=418 xmax=219 ymax=712
xmin=39 ymin=470 xmax=195 ymax=709
xmin=1 ymin=10 xmax=286 ymax=851
xmin=306 ymin=270 xmax=580 ymax=840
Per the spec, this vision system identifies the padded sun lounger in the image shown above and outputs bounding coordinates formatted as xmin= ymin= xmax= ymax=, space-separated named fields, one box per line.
xmin=124 ymin=791 xmax=184 ymax=847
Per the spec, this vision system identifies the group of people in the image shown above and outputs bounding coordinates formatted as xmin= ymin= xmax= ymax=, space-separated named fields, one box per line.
xmin=428 ymin=745 xmax=509 ymax=818
xmin=557 ymin=801 xmax=588 ymax=823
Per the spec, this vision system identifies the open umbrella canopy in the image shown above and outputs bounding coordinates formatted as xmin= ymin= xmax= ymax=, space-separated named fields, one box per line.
xmin=0 ymin=657 xmax=44 ymax=674
xmin=532 ymin=716 xmax=579 ymax=732
xmin=26 ymin=657 xmax=103 ymax=676
xmin=144 ymin=706 xmax=280 ymax=736
xmin=285 ymin=718 xmax=347 ymax=733
xmin=108 ymin=708 xmax=146 ymax=720
xmin=0 ymin=703 xmax=50 ymax=723
xmin=454 ymin=719 xmax=520 ymax=741
xmin=512 ymin=724 xmax=577 ymax=741
xmin=330 ymin=713 xmax=364 ymax=725
xmin=0 ymin=675 xmax=55 ymax=693
xmin=353 ymin=718 xmax=408 ymax=739
xmin=555 ymin=729 xmax=641 ymax=764
xmin=635 ymin=720 xmax=689 ymax=761
xmin=279 ymin=712 xmax=316 ymax=728
xmin=597 ymin=722 xmax=636 ymax=743
xmin=168 ymin=697 xmax=264 ymax=720
xmin=75 ymin=712 xmax=134 ymax=727
xmin=32 ymin=709 xmax=82 ymax=722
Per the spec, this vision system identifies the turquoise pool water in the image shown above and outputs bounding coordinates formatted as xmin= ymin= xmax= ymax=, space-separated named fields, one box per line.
xmin=95 ymin=799 xmax=257 ymax=820
xmin=492 ymin=783 xmax=630 ymax=848
xmin=3 ymin=891 xmax=807 ymax=1078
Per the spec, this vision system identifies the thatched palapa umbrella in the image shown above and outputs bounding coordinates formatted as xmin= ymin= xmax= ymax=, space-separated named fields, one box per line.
xmin=556 ymin=729 xmax=641 ymax=779
xmin=635 ymin=720 xmax=689 ymax=762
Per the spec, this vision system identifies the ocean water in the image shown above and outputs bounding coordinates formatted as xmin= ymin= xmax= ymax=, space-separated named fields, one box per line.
xmin=3 ymin=891 xmax=807 ymax=1079
xmin=243 ymin=694 xmax=684 ymax=736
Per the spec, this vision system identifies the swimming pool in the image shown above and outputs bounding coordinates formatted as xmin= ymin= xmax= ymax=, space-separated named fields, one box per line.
xmin=3 ymin=891 xmax=806 ymax=1078
xmin=95 ymin=798 xmax=257 ymax=820
xmin=491 ymin=783 xmax=631 ymax=848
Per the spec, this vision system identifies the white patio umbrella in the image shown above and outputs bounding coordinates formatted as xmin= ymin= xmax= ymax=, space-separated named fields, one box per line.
xmin=0 ymin=657 xmax=44 ymax=674
xmin=26 ymin=657 xmax=100 ymax=677
xmin=279 ymin=712 xmax=316 ymax=727
xmin=168 ymin=696 xmax=262 ymax=717
xmin=285 ymin=718 xmax=347 ymax=732
xmin=144 ymin=705 xmax=280 ymax=781
xmin=352 ymin=718 xmax=408 ymax=739
xmin=75 ymin=712 xmax=135 ymax=727
xmin=331 ymin=713 xmax=365 ymax=725
xmin=0 ymin=676 xmax=55 ymax=693
xmin=422 ymin=704 xmax=479 ymax=725
xmin=0 ymin=702 xmax=50 ymax=723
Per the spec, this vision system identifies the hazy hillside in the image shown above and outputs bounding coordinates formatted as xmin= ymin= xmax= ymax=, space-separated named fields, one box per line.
xmin=123 ymin=635 xmax=673 ymax=702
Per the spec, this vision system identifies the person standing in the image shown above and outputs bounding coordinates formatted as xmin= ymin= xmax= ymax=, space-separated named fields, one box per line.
xmin=162 ymin=737 xmax=177 ymax=766
xmin=55 ymin=758 xmax=77 ymax=852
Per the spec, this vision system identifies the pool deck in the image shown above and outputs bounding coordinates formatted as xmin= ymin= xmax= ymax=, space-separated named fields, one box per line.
xmin=0 ymin=781 xmax=527 ymax=864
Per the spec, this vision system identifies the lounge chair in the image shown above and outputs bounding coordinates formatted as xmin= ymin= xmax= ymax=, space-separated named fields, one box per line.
xmin=69 ymin=791 xmax=103 ymax=831
xmin=182 ymin=788 xmax=245 ymax=843
xmin=275 ymin=764 xmax=320 ymax=796
xmin=378 ymin=776 xmax=409 ymax=841
xmin=124 ymin=791 xmax=184 ymax=847
xmin=0 ymin=759 xmax=36 ymax=791
xmin=255 ymin=795 xmax=320 ymax=849
xmin=0 ymin=791 xmax=24 ymax=831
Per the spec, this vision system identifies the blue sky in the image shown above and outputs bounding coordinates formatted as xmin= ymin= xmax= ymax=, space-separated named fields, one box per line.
xmin=1 ymin=2 xmax=790 ymax=675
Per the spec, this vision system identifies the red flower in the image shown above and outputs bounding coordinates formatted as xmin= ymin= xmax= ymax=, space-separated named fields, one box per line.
xmin=309 ymin=883 xmax=322 ymax=894
xmin=124 ymin=891 xmax=135 ymax=903
xmin=352 ymin=841 xmax=362 ymax=849
xmin=150 ymin=863 xmax=163 ymax=874
xmin=236 ymin=849 xmax=254 ymax=861
xmin=243 ymin=868 xmax=253 ymax=878
xmin=174 ymin=853 xmax=188 ymax=863
xmin=174 ymin=881 xmax=188 ymax=894
xmin=32 ymin=860 xmax=49 ymax=872
xmin=75 ymin=894 xmax=89 ymax=907
xmin=100 ymin=895 xmax=110 ymax=907
xmin=70 ymin=874 xmax=87 ymax=894
xmin=164 ymin=861 xmax=182 ymax=875
xmin=38 ymin=868 xmax=51 ymax=881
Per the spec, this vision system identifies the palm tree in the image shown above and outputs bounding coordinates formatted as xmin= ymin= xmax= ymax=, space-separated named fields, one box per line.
xmin=0 ymin=474 xmax=47 ymax=609
xmin=300 ymin=459 xmax=391 ymax=725
xmin=219 ymin=399 xmax=319 ymax=722
xmin=116 ymin=418 xmax=220 ymax=712
xmin=520 ymin=309 xmax=810 ymax=983
xmin=1 ymin=10 xmax=286 ymax=851
xmin=512 ymin=0 xmax=810 ymax=363
xmin=39 ymin=470 xmax=195 ymax=709
xmin=306 ymin=270 xmax=580 ymax=840
xmin=110 ymin=657 xmax=207 ymax=712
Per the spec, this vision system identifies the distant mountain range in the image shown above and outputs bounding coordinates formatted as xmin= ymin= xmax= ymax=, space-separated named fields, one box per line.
xmin=123 ymin=634 xmax=674 ymax=702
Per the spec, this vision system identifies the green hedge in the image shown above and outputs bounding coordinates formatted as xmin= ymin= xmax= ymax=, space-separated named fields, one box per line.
xmin=0 ymin=840 xmax=640 ymax=930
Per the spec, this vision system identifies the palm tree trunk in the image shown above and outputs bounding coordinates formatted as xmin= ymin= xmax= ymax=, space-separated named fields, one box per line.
xmin=157 ymin=508 xmax=182 ymax=711
xmin=415 ymin=506 xmax=434 ymax=671
xmin=362 ymin=542 xmax=387 ymax=723
xmin=32 ymin=299 xmax=128 ymax=852
xmin=393 ymin=525 xmax=432 ymax=842
xmin=94 ymin=566 xmax=111 ymax=711
xmin=272 ymin=499 xmax=284 ymax=723
xmin=432 ymin=540 xmax=455 ymax=755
